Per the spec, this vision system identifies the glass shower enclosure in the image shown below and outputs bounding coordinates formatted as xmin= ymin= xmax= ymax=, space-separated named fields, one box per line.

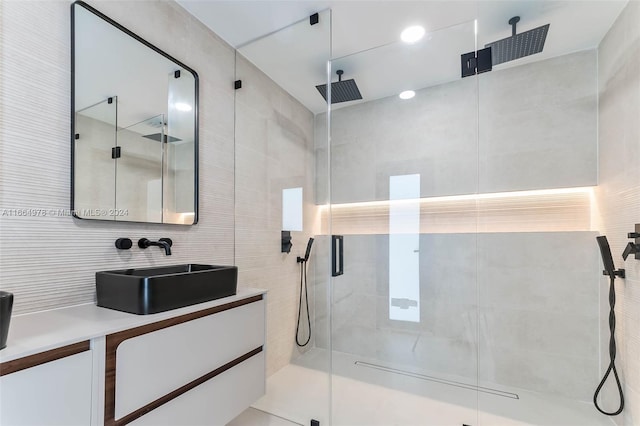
xmin=234 ymin=2 xmax=609 ymax=424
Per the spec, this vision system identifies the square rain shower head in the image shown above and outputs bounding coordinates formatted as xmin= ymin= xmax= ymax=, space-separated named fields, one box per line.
xmin=485 ymin=23 xmax=550 ymax=66
xmin=143 ymin=133 xmax=182 ymax=143
xmin=316 ymin=79 xmax=362 ymax=104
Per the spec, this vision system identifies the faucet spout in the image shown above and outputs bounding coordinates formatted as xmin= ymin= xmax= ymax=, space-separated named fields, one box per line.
xmin=138 ymin=238 xmax=173 ymax=255
xmin=622 ymin=242 xmax=638 ymax=261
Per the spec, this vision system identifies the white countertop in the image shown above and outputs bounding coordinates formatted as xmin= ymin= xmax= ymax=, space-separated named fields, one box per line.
xmin=0 ymin=288 xmax=266 ymax=363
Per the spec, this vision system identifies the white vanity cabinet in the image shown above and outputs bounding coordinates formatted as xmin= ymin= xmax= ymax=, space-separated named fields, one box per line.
xmin=129 ymin=351 xmax=265 ymax=426
xmin=106 ymin=295 xmax=266 ymax=425
xmin=0 ymin=343 xmax=93 ymax=426
xmin=0 ymin=289 xmax=266 ymax=426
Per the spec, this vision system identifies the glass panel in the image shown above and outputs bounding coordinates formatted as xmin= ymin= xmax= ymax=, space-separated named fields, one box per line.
xmin=74 ymin=97 xmax=117 ymax=220
xmin=115 ymin=115 xmax=164 ymax=223
xmin=475 ymin=2 xmax=610 ymax=425
xmin=328 ymin=20 xmax=479 ymax=426
xmin=234 ymin=9 xmax=332 ymax=425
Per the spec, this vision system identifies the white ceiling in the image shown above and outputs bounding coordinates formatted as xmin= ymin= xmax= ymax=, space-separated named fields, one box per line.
xmin=178 ymin=0 xmax=627 ymax=114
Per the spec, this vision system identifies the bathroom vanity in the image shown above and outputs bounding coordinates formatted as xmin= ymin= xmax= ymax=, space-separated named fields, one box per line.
xmin=0 ymin=289 xmax=266 ymax=426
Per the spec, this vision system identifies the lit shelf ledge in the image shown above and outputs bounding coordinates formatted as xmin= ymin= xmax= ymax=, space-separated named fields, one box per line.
xmin=319 ymin=186 xmax=594 ymax=235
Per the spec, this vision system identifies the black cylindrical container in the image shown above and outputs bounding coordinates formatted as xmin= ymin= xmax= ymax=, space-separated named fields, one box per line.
xmin=0 ymin=291 xmax=13 ymax=350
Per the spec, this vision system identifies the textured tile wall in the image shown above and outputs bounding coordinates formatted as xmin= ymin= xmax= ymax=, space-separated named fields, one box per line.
xmin=0 ymin=0 xmax=321 ymax=379
xmin=324 ymin=188 xmax=593 ymax=235
xmin=234 ymin=54 xmax=317 ymax=376
xmin=596 ymin=1 xmax=640 ymax=424
xmin=0 ymin=0 xmax=235 ymax=314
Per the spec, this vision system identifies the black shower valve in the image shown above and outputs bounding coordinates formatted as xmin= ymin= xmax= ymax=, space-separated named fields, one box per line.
xmin=281 ymin=231 xmax=293 ymax=253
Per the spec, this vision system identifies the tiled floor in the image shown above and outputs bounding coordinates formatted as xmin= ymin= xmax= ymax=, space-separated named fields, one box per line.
xmin=239 ymin=348 xmax=613 ymax=426
xmin=227 ymin=408 xmax=301 ymax=426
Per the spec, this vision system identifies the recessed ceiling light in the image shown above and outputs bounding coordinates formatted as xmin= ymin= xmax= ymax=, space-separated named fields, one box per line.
xmin=399 ymin=90 xmax=415 ymax=100
xmin=401 ymin=25 xmax=425 ymax=43
xmin=174 ymin=102 xmax=192 ymax=112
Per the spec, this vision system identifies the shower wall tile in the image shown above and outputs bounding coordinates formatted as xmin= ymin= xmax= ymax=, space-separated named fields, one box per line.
xmin=234 ymin=54 xmax=317 ymax=376
xmin=480 ymin=346 xmax=597 ymax=399
xmin=477 ymin=232 xmax=600 ymax=400
xmin=478 ymin=50 xmax=598 ymax=193
xmin=0 ymin=0 xmax=235 ymax=314
xmin=316 ymin=77 xmax=478 ymax=204
xmin=477 ymin=232 xmax=600 ymax=313
xmin=624 ymin=386 xmax=640 ymax=426
xmin=326 ymin=232 xmax=598 ymax=400
xmin=317 ymin=50 xmax=597 ymax=206
xmin=597 ymin=1 xmax=640 ymax=424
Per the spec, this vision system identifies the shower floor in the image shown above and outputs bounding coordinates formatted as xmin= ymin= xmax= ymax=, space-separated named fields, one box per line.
xmin=248 ymin=349 xmax=612 ymax=426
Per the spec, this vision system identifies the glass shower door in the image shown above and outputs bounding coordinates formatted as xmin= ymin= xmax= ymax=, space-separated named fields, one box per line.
xmin=234 ymin=9 xmax=333 ymax=426
xmin=327 ymin=20 xmax=480 ymax=426
xmin=475 ymin=3 xmax=607 ymax=425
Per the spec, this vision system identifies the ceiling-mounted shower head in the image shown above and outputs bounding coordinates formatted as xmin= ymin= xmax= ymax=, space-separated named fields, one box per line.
xmin=485 ymin=16 xmax=550 ymax=66
xmin=316 ymin=69 xmax=363 ymax=104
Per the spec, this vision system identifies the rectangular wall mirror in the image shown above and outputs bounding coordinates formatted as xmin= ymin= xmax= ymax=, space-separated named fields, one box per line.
xmin=71 ymin=1 xmax=198 ymax=225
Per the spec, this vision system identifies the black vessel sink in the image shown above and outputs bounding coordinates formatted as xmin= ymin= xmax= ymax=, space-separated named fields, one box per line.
xmin=96 ymin=264 xmax=238 ymax=315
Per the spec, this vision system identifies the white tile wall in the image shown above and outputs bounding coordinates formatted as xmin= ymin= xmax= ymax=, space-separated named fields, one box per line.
xmin=596 ymin=1 xmax=640 ymax=424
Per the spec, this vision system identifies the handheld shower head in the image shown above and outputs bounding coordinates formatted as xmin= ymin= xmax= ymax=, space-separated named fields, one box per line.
xmin=597 ymin=236 xmax=615 ymax=277
xmin=297 ymin=238 xmax=314 ymax=263
xmin=596 ymin=236 xmax=625 ymax=278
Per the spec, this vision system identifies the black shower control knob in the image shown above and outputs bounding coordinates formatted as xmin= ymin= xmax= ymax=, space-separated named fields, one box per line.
xmin=115 ymin=238 xmax=133 ymax=250
xmin=628 ymin=232 xmax=640 ymax=239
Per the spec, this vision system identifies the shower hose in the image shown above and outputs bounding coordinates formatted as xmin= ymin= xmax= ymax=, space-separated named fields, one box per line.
xmin=295 ymin=260 xmax=311 ymax=347
xmin=593 ymin=275 xmax=624 ymax=416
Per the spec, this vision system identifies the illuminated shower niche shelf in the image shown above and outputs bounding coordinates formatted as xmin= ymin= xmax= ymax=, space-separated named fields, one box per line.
xmin=320 ymin=187 xmax=594 ymax=235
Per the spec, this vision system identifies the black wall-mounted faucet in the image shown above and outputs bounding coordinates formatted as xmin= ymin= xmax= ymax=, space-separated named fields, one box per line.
xmin=623 ymin=225 xmax=640 ymax=261
xmin=138 ymin=238 xmax=173 ymax=255
xmin=623 ymin=242 xmax=639 ymax=260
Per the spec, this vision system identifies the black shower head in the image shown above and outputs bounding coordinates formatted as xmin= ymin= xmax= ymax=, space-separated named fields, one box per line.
xmin=485 ymin=16 xmax=549 ymax=66
xmin=142 ymin=133 xmax=182 ymax=143
xmin=316 ymin=70 xmax=362 ymax=104
xmin=596 ymin=236 xmax=616 ymax=277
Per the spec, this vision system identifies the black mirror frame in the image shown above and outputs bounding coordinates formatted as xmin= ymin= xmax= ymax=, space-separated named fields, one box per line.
xmin=70 ymin=0 xmax=199 ymax=225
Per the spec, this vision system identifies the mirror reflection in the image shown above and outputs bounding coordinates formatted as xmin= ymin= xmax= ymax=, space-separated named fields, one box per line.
xmin=72 ymin=1 xmax=198 ymax=224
